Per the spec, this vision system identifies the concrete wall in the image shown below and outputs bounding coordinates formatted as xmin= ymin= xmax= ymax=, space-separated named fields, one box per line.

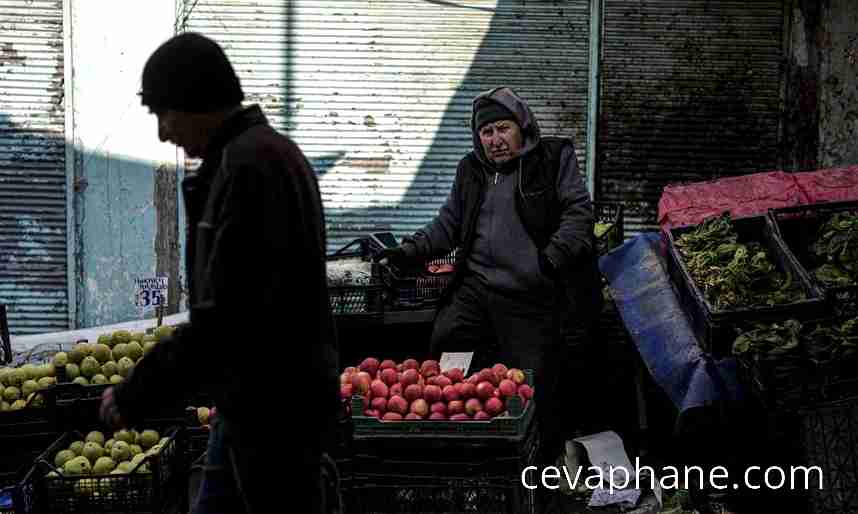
xmin=70 ymin=0 xmax=181 ymax=328
xmin=818 ymin=0 xmax=858 ymax=168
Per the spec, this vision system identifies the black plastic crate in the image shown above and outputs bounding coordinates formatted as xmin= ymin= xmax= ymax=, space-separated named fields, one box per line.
xmin=768 ymin=201 xmax=858 ymax=317
xmin=663 ymin=214 xmax=826 ymax=358
xmin=327 ymin=239 xmax=385 ymax=318
xmin=593 ymin=201 xmax=625 ymax=256
xmin=13 ymin=426 xmax=186 ymax=514
xmin=374 ymin=247 xmax=457 ymax=310
xmin=737 ymin=352 xmax=858 ymax=412
xmin=799 ymin=396 xmax=858 ymax=514
xmin=341 ymin=421 xmax=538 ymax=514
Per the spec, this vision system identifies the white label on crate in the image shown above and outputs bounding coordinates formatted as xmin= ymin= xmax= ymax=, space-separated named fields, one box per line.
xmin=439 ymin=352 xmax=473 ymax=376
xmin=135 ymin=277 xmax=168 ymax=312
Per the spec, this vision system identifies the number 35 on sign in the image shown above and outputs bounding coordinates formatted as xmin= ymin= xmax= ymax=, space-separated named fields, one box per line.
xmin=135 ymin=277 xmax=168 ymax=310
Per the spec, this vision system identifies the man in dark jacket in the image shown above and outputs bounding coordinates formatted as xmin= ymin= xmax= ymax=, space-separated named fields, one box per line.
xmin=99 ymin=33 xmax=341 ymax=514
xmin=377 ymin=86 xmax=602 ymax=464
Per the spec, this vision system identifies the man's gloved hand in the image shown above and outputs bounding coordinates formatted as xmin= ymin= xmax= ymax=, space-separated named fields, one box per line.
xmin=373 ymin=243 xmax=415 ymax=269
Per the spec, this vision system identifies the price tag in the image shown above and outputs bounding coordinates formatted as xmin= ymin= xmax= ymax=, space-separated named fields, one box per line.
xmin=439 ymin=352 xmax=474 ymax=376
xmin=135 ymin=277 xmax=168 ymax=312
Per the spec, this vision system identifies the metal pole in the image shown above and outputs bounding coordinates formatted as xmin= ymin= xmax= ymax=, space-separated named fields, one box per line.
xmin=586 ymin=0 xmax=604 ymax=200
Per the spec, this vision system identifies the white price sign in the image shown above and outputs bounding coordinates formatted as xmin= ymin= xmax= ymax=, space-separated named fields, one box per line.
xmin=135 ymin=277 xmax=168 ymax=310
xmin=439 ymin=352 xmax=474 ymax=376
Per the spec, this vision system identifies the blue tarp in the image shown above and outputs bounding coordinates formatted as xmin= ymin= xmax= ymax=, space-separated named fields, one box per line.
xmin=598 ymin=233 xmax=744 ymax=413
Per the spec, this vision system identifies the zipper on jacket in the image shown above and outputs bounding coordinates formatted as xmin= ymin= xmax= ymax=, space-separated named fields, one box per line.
xmin=494 ymin=172 xmax=499 ymax=185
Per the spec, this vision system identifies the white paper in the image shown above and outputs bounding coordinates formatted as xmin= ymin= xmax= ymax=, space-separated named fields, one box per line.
xmin=570 ymin=431 xmax=663 ymax=510
xmin=439 ymin=352 xmax=474 ymax=375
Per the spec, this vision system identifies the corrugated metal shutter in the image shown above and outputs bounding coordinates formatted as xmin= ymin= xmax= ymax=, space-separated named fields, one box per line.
xmin=0 ymin=0 xmax=68 ymax=334
xmin=598 ymin=0 xmax=785 ymax=235
xmin=182 ymin=0 xmax=591 ymax=253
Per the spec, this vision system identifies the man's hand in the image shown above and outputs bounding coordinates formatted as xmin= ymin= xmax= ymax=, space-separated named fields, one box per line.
xmin=538 ymin=252 xmax=558 ymax=279
xmin=100 ymin=386 xmax=125 ymax=430
xmin=373 ymin=245 xmax=408 ymax=267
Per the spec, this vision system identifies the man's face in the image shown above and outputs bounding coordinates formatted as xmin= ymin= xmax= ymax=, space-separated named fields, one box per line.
xmin=478 ymin=119 xmax=523 ymax=165
xmin=152 ymin=109 xmax=207 ymax=158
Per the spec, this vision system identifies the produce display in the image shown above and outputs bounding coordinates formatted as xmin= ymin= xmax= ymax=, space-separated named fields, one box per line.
xmin=808 ymin=212 xmax=858 ymax=287
xmin=733 ymin=317 xmax=858 ymax=405
xmin=340 ymin=358 xmax=532 ymax=422
xmin=46 ymin=429 xmax=168 ymax=479
xmin=734 ymin=317 xmax=858 ymax=364
xmin=674 ymin=214 xmax=805 ymax=310
xmin=326 ymin=257 xmax=373 ymax=287
xmin=0 ymin=325 xmax=175 ymax=412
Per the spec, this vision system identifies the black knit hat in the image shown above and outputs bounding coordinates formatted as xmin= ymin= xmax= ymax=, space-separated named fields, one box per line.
xmin=474 ymin=98 xmax=516 ymax=131
xmin=139 ymin=33 xmax=244 ymax=113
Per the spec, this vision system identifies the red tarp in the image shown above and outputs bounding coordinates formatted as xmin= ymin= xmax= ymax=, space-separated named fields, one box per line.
xmin=658 ymin=167 xmax=858 ymax=229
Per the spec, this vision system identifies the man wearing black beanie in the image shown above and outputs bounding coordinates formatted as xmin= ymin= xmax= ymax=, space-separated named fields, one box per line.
xmin=376 ymin=87 xmax=602 ymax=483
xmin=100 ymin=32 xmax=341 ymax=514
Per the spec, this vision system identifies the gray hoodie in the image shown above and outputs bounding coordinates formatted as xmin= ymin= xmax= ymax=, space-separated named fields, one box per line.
xmin=466 ymin=87 xmax=577 ymax=300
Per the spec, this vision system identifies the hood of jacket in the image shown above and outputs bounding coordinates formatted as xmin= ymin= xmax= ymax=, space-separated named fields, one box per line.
xmin=470 ymin=86 xmax=541 ymax=169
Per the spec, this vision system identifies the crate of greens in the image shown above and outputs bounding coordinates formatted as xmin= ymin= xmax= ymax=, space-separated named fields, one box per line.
xmin=664 ymin=213 xmax=826 ymax=357
xmin=768 ymin=201 xmax=858 ymax=317
xmin=733 ymin=316 xmax=858 ymax=410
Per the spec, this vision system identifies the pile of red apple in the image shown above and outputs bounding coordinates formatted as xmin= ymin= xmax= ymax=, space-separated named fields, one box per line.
xmin=339 ymin=358 xmax=533 ymax=422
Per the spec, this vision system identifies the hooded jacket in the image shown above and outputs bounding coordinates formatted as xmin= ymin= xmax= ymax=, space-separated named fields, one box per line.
xmin=405 ymin=87 xmax=602 ymax=318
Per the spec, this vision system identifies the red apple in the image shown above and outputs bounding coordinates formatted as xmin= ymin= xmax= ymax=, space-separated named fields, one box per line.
xmin=465 ymin=398 xmax=483 ymax=416
xmin=340 ymin=384 xmax=354 ymax=399
xmin=466 ymin=374 xmax=480 ymax=386
xmin=364 ymin=409 xmax=378 ymax=418
xmin=474 ymin=411 xmax=492 ymax=421
xmin=400 ymin=369 xmax=420 ymax=387
xmin=478 ymin=368 xmax=499 ymax=387
xmin=434 ymin=375 xmax=452 ymax=389
xmin=405 ymin=413 xmax=423 ymax=420
xmin=460 ymin=382 xmax=476 ymax=400
xmin=383 ymin=412 xmax=403 ymax=421
xmin=447 ymin=400 xmax=465 ymax=415
xmin=476 ymin=381 xmax=495 ymax=401
xmin=450 ymin=413 xmax=471 ymax=422
xmin=359 ymin=358 xmax=380 ymax=378
xmin=387 ymin=395 xmax=409 ymax=415
xmin=498 ymin=379 xmax=517 ymax=398
xmin=410 ymin=399 xmax=429 ymax=417
xmin=443 ymin=368 xmax=464 ymax=383
xmin=390 ymin=383 xmax=403 ymax=397
xmin=518 ymin=384 xmax=534 ymax=402
xmin=420 ymin=359 xmax=439 ymax=374
xmin=422 ymin=368 xmax=439 ymax=379
xmin=425 ymin=376 xmax=437 ymax=386
xmin=429 ymin=412 xmax=447 ymax=420
xmin=371 ymin=397 xmax=388 ymax=414
xmin=492 ymin=363 xmax=509 ymax=380
xmin=380 ymin=359 xmax=397 ymax=371
xmin=402 ymin=358 xmax=419 ymax=370
xmin=351 ymin=373 xmax=371 ymax=395
xmin=430 ymin=402 xmax=447 ymax=415
xmin=404 ymin=384 xmax=424 ymax=403
xmin=370 ymin=380 xmax=389 ymax=399
xmin=507 ymin=368 xmax=526 ymax=386
xmin=344 ymin=366 xmax=358 ymax=375
xmin=442 ymin=385 xmax=460 ymax=402
xmin=396 ymin=364 xmax=404 ymax=372
xmin=485 ymin=397 xmax=504 ymax=417
xmin=340 ymin=372 xmax=353 ymax=385
xmin=380 ymin=368 xmax=398 ymax=387
xmin=424 ymin=385 xmax=442 ymax=404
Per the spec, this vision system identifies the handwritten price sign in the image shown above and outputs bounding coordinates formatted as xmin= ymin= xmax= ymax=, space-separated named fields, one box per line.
xmin=135 ymin=277 xmax=168 ymax=311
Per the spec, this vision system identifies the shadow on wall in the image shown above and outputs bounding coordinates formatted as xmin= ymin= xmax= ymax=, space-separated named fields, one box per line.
xmin=287 ymin=0 xmax=590 ymax=252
